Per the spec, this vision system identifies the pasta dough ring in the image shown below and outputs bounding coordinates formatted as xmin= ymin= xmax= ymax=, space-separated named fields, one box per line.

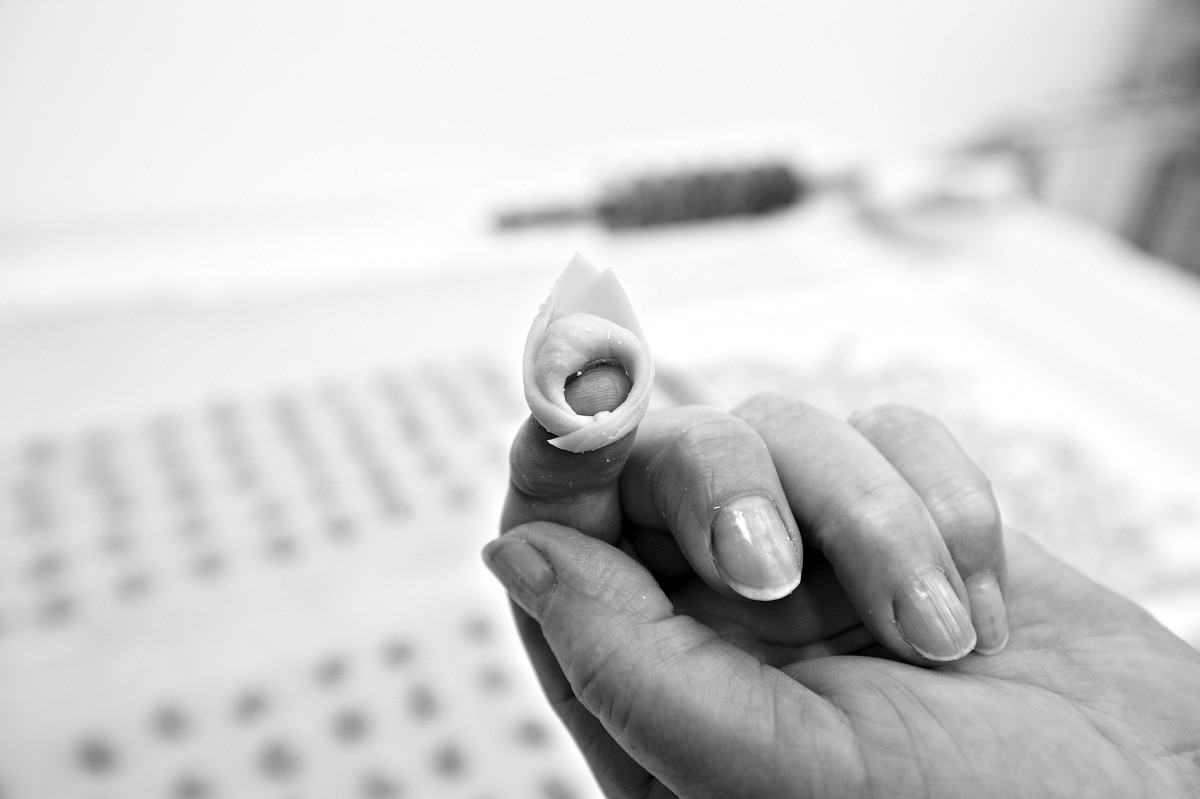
xmin=522 ymin=253 xmax=654 ymax=452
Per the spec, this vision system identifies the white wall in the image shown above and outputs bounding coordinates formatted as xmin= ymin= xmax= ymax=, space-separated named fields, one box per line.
xmin=0 ymin=1 xmax=1150 ymax=234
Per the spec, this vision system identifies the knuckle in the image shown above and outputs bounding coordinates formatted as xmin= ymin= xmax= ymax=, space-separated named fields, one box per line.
xmin=570 ymin=643 xmax=628 ymax=729
xmin=732 ymin=390 xmax=796 ymax=426
xmin=849 ymin=402 xmax=944 ymax=441
xmin=658 ymin=407 xmax=757 ymax=465
xmin=577 ymin=547 xmax=643 ymax=608
xmin=848 ymin=480 xmax=924 ymax=526
xmin=821 ymin=478 xmax=924 ymax=552
xmin=566 ymin=628 xmax=656 ymax=740
xmin=569 ymin=709 xmax=618 ymax=765
xmin=926 ymin=478 xmax=1002 ymax=542
xmin=653 ymin=412 xmax=772 ymax=513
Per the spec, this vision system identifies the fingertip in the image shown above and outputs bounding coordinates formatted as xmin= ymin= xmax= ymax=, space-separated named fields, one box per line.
xmin=501 ymin=521 xmax=676 ymax=625
xmin=966 ymin=570 xmax=1009 ymax=655
xmin=974 ymin=636 xmax=1009 ymax=657
xmin=503 ymin=361 xmax=646 ymax=542
xmin=894 ymin=566 xmax=977 ymax=662
xmin=711 ymin=495 xmax=802 ymax=601
xmin=622 ymin=407 xmax=802 ymax=601
xmin=564 ymin=362 xmax=632 ymax=415
xmin=483 ymin=533 xmax=557 ymax=621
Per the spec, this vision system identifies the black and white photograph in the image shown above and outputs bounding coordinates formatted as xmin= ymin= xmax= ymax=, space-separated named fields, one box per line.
xmin=1 ymin=2 xmax=1199 ymax=797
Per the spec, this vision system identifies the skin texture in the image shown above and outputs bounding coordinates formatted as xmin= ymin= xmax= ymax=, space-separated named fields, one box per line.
xmin=491 ymin=379 xmax=1200 ymax=799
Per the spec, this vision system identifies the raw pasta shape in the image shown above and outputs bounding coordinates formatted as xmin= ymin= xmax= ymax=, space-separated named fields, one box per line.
xmin=523 ymin=253 xmax=654 ymax=452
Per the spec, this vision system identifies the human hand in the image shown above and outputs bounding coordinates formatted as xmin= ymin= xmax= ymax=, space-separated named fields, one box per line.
xmin=488 ymin=375 xmax=1200 ymax=798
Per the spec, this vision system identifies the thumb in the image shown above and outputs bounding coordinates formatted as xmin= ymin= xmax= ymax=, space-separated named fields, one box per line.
xmin=501 ymin=363 xmax=635 ymax=543
xmin=483 ymin=521 xmax=864 ymax=798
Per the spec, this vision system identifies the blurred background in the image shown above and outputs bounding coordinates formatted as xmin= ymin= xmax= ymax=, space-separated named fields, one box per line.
xmin=6 ymin=0 xmax=1200 ymax=306
xmin=2 ymin=2 xmax=1200 ymax=797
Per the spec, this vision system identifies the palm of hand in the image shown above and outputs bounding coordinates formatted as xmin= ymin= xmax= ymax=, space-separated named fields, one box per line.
xmin=621 ymin=532 xmax=1200 ymax=798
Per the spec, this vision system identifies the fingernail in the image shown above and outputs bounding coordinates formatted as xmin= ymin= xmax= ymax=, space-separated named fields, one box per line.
xmin=966 ymin=571 xmax=1009 ymax=655
xmin=712 ymin=496 xmax=801 ymax=601
xmin=564 ymin=362 xmax=632 ymax=415
xmin=482 ymin=538 xmax=556 ymax=620
xmin=895 ymin=567 xmax=976 ymax=661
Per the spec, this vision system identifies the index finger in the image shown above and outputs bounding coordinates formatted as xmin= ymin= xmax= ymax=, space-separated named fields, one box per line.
xmin=502 ymin=364 xmax=637 ymax=544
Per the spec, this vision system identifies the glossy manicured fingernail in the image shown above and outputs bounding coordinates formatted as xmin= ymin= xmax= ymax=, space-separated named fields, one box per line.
xmin=712 ymin=496 xmax=801 ymax=601
xmin=966 ymin=571 xmax=1009 ymax=655
xmin=895 ymin=567 xmax=976 ymax=661
xmin=482 ymin=537 xmax=556 ymax=620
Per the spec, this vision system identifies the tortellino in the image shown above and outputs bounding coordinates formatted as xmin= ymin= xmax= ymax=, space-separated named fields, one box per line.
xmin=522 ymin=253 xmax=654 ymax=453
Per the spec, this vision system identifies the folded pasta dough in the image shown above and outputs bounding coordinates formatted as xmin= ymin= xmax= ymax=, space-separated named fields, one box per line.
xmin=523 ymin=253 xmax=654 ymax=452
